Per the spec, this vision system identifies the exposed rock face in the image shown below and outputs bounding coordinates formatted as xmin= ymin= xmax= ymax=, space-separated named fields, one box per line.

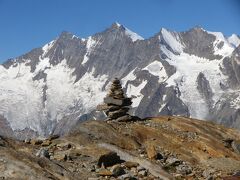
xmin=0 ymin=23 xmax=240 ymax=137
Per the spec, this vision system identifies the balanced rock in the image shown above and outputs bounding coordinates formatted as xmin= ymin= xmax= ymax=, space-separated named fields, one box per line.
xmin=98 ymin=78 xmax=135 ymax=122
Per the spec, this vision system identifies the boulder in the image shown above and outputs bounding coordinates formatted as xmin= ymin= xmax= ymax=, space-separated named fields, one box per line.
xmin=97 ymin=151 xmax=122 ymax=167
xmin=146 ymin=143 xmax=158 ymax=160
xmin=53 ymin=152 xmax=67 ymax=161
xmin=41 ymin=140 xmax=52 ymax=146
xmin=124 ymin=161 xmax=139 ymax=168
xmin=166 ymin=157 xmax=182 ymax=166
xmin=30 ymin=139 xmax=43 ymax=145
xmin=56 ymin=142 xmax=72 ymax=150
xmin=176 ymin=164 xmax=192 ymax=175
xmin=36 ymin=148 xmax=50 ymax=159
xmin=110 ymin=164 xmax=125 ymax=177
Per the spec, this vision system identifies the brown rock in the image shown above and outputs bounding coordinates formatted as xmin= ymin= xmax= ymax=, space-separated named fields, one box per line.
xmin=30 ymin=139 xmax=43 ymax=145
xmin=124 ymin=161 xmax=139 ymax=168
xmin=97 ymin=169 xmax=113 ymax=176
xmin=56 ymin=142 xmax=72 ymax=150
xmin=146 ymin=143 xmax=158 ymax=160
xmin=41 ymin=140 xmax=52 ymax=146
xmin=53 ymin=152 xmax=67 ymax=161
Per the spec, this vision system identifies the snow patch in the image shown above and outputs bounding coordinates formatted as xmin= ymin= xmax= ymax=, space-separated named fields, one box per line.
xmin=161 ymin=28 xmax=183 ymax=53
xmin=126 ymin=80 xmax=147 ymax=108
xmin=143 ymin=60 xmax=167 ymax=83
xmin=207 ymin=31 xmax=234 ymax=57
xmin=125 ymin=28 xmax=144 ymax=42
xmin=228 ymin=34 xmax=240 ymax=48
xmin=82 ymin=36 xmax=97 ymax=65
xmin=121 ymin=68 xmax=137 ymax=87
xmin=42 ymin=40 xmax=55 ymax=57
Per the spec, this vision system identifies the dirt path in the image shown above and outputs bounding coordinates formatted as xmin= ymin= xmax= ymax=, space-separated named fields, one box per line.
xmin=98 ymin=143 xmax=173 ymax=180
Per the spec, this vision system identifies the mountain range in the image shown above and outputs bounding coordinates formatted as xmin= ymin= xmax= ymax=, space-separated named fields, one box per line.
xmin=0 ymin=22 xmax=240 ymax=138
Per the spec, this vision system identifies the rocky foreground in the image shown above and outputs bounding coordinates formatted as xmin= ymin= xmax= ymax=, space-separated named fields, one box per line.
xmin=0 ymin=116 xmax=240 ymax=179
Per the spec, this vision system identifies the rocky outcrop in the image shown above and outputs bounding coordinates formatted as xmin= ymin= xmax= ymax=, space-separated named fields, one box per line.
xmin=1 ymin=116 xmax=240 ymax=179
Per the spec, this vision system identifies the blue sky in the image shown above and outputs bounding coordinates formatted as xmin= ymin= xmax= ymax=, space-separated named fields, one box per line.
xmin=0 ymin=0 xmax=240 ymax=62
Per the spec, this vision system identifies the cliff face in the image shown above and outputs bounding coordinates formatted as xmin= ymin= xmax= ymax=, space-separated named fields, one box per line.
xmin=0 ymin=116 xmax=240 ymax=179
xmin=0 ymin=23 xmax=240 ymax=137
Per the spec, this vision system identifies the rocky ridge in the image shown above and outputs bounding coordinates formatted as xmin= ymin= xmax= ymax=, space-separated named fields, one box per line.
xmin=1 ymin=116 xmax=240 ymax=179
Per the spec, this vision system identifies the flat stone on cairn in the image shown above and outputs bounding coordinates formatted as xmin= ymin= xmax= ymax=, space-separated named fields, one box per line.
xmin=97 ymin=78 xmax=134 ymax=122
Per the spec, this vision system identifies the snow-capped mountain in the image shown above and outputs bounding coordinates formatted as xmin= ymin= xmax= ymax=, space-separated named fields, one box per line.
xmin=1 ymin=23 xmax=240 ymax=138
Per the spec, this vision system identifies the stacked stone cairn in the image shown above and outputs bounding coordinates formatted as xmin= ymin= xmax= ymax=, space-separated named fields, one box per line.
xmin=98 ymin=78 xmax=136 ymax=122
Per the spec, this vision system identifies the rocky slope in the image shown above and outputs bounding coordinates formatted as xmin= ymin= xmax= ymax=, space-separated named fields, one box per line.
xmin=0 ymin=23 xmax=240 ymax=137
xmin=0 ymin=116 xmax=240 ymax=179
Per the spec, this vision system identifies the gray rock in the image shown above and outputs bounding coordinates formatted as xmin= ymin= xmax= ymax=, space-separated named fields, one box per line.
xmin=232 ymin=140 xmax=240 ymax=154
xmin=176 ymin=164 xmax=192 ymax=175
xmin=166 ymin=157 xmax=182 ymax=166
xmin=110 ymin=164 xmax=125 ymax=176
xmin=36 ymin=148 xmax=50 ymax=159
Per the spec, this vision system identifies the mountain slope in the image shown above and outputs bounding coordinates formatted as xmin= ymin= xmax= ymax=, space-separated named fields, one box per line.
xmin=1 ymin=116 xmax=240 ymax=179
xmin=0 ymin=23 xmax=240 ymax=137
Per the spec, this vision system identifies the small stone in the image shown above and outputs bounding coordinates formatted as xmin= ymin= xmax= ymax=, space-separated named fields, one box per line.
xmin=53 ymin=152 xmax=67 ymax=161
xmin=47 ymin=134 xmax=59 ymax=140
xmin=176 ymin=164 xmax=192 ymax=175
xmin=124 ymin=161 xmax=139 ymax=168
xmin=136 ymin=166 xmax=145 ymax=172
xmin=56 ymin=142 xmax=72 ymax=150
xmin=41 ymin=140 xmax=52 ymax=146
xmin=24 ymin=138 xmax=31 ymax=144
xmin=30 ymin=139 xmax=43 ymax=145
xmin=138 ymin=170 xmax=147 ymax=176
xmin=166 ymin=157 xmax=182 ymax=166
xmin=36 ymin=148 xmax=50 ymax=159
xmin=110 ymin=164 xmax=125 ymax=177
xmin=97 ymin=169 xmax=113 ymax=176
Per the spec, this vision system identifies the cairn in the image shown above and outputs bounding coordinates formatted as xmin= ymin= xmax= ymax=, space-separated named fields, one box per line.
xmin=97 ymin=78 xmax=134 ymax=122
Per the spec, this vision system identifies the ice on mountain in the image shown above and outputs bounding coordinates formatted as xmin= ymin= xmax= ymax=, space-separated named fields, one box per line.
xmin=161 ymin=28 xmax=183 ymax=53
xmin=82 ymin=36 xmax=97 ymax=65
xmin=228 ymin=34 xmax=240 ymax=48
xmin=125 ymin=27 xmax=144 ymax=42
xmin=143 ymin=60 xmax=167 ymax=83
xmin=207 ymin=31 xmax=234 ymax=57
xmin=126 ymin=80 xmax=147 ymax=108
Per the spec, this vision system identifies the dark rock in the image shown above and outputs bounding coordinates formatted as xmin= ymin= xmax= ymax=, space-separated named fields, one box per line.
xmin=97 ymin=151 xmax=122 ymax=167
xmin=36 ymin=148 xmax=50 ymax=159
xmin=110 ymin=164 xmax=125 ymax=177
xmin=115 ymin=115 xmax=132 ymax=122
